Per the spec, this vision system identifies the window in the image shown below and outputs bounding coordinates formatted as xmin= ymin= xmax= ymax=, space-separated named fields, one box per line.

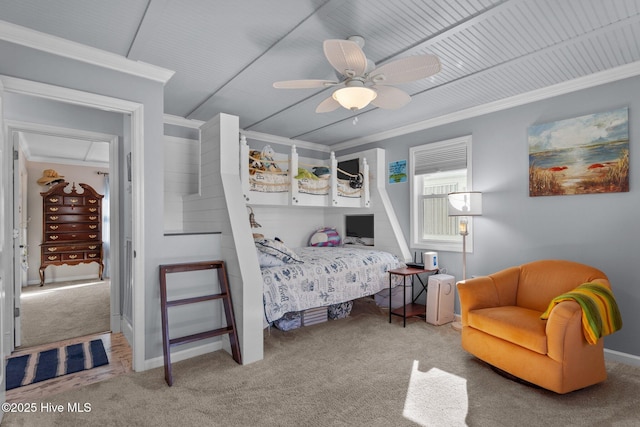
xmin=410 ymin=135 xmax=473 ymax=252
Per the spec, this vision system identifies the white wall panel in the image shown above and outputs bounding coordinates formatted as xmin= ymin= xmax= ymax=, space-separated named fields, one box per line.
xmin=163 ymin=135 xmax=198 ymax=232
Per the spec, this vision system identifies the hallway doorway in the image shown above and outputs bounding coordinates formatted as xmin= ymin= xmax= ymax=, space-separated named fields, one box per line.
xmin=8 ymin=119 xmax=122 ymax=352
xmin=1 ymin=75 xmax=146 ymax=373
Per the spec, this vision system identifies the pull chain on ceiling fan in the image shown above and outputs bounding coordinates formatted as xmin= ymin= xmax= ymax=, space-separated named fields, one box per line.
xmin=273 ymin=35 xmax=441 ymax=113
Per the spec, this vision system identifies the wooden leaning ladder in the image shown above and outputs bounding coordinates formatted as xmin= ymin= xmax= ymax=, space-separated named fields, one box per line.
xmin=159 ymin=260 xmax=242 ymax=386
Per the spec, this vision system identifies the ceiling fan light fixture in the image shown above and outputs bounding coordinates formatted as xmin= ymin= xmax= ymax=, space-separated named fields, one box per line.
xmin=275 ymin=36 xmax=440 ymax=113
xmin=332 ymin=86 xmax=377 ymax=111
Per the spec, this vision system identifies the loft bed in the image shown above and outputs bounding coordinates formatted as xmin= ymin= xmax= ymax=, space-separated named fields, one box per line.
xmin=240 ymin=135 xmax=370 ymax=208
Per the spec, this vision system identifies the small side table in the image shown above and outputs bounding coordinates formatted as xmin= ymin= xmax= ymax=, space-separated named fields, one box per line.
xmin=388 ymin=267 xmax=438 ymax=327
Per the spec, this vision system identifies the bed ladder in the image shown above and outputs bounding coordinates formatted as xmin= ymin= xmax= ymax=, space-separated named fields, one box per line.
xmin=159 ymin=260 xmax=242 ymax=386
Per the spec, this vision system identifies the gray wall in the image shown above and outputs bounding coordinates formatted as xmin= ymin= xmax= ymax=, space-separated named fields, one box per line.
xmin=164 ymin=123 xmax=199 ymax=140
xmin=338 ymin=75 xmax=640 ymax=358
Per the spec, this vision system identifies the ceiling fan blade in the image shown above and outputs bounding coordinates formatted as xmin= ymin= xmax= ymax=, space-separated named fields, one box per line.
xmin=323 ymin=39 xmax=367 ymax=77
xmin=369 ymin=54 xmax=441 ymax=85
xmin=273 ymin=79 xmax=337 ymax=89
xmin=315 ymin=95 xmax=341 ymax=113
xmin=371 ymin=86 xmax=411 ymax=109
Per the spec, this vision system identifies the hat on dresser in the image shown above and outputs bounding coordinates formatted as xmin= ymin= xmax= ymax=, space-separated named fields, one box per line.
xmin=37 ymin=169 xmax=65 ymax=185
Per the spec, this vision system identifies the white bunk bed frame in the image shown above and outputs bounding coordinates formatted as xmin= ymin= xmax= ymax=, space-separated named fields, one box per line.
xmin=183 ymin=113 xmax=411 ymax=365
xmin=240 ymin=135 xmax=370 ymax=208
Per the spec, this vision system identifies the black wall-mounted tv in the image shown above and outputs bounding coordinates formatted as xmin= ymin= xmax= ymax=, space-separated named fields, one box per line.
xmin=345 ymin=214 xmax=374 ymax=239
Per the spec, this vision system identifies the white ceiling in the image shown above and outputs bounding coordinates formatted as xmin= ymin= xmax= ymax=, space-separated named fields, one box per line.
xmin=17 ymin=131 xmax=110 ymax=166
xmin=2 ymin=0 xmax=640 ymax=156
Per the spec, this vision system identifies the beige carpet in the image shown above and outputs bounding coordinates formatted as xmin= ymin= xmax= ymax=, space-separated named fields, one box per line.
xmin=19 ymin=280 xmax=110 ymax=348
xmin=4 ymin=298 xmax=640 ymax=426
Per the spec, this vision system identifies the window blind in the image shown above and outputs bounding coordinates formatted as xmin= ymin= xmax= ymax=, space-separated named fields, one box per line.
xmin=413 ymin=141 xmax=467 ymax=175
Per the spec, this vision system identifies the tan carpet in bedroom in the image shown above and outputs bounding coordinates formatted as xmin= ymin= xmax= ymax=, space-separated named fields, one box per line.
xmin=4 ymin=298 xmax=640 ymax=426
xmin=19 ymin=280 xmax=110 ymax=348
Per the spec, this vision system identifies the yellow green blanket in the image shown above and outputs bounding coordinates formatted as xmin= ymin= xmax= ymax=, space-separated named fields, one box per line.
xmin=541 ymin=282 xmax=622 ymax=345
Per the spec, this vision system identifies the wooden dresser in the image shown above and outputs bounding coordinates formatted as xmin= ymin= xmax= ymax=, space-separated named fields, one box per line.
xmin=39 ymin=181 xmax=104 ymax=286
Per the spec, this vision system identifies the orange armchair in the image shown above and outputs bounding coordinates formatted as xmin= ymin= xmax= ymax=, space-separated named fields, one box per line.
xmin=457 ymin=259 xmax=611 ymax=394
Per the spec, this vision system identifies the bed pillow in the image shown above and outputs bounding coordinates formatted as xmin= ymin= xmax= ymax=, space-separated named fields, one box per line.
xmin=308 ymin=227 xmax=341 ymax=247
xmin=255 ymin=238 xmax=303 ymax=264
xmin=312 ymin=166 xmax=330 ymax=178
xmin=256 ymin=250 xmax=286 ymax=268
xmin=295 ymin=168 xmax=318 ymax=180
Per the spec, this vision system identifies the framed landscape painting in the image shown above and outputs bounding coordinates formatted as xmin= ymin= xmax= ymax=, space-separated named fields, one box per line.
xmin=528 ymin=107 xmax=629 ymax=196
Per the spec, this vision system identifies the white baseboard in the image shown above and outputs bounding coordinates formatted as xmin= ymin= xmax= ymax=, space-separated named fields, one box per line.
xmin=144 ymin=341 xmax=224 ymax=371
xmin=120 ymin=317 xmax=134 ymax=349
xmin=28 ymin=274 xmax=102 ymax=286
xmin=110 ymin=314 xmax=121 ymax=333
xmin=604 ymin=348 xmax=640 ymax=367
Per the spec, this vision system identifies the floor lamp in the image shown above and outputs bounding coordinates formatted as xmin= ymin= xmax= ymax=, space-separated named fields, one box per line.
xmin=447 ymin=191 xmax=483 ymax=281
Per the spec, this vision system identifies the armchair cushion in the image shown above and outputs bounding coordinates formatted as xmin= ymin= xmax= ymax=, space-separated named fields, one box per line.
xmin=468 ymin=306 xmax=547 ymax=354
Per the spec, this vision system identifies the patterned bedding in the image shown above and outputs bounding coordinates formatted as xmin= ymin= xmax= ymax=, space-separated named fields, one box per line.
xmin=262 ymin=246 xmax=404 ymax=323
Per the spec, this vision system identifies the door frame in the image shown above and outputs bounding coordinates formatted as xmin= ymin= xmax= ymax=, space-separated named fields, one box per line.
xmin=1 ymin=78 xmax=7 ymax=414
xmin=1 ymin=74 xmax=146 ymax=371
xmin=7 ymin=120 xmax=121 ymax=349
xmin=11 ymin=127 xmax=26 ymax=348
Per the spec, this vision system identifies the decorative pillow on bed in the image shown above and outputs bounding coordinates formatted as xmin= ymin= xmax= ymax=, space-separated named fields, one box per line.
xmin=312 ymin=166 xmax=330 ymax=178
xmin=255 ymin=238 xmax=303 ymax=263
xmin=308 ymin=227 xmax=341 ymax=247
xmin=256 ymin=249 xmax=287 ymax=268
xmin=295 ymin=168 xmax=318 ymax=180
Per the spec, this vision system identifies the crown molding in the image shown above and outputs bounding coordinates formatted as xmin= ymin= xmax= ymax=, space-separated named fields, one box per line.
xmin=0 ymin=20 xmax=174 ymax=85
xmin=163 ymin=114 xmax=204 ymax=129
xmin=334 ymin=60 xmax=640 ymax=152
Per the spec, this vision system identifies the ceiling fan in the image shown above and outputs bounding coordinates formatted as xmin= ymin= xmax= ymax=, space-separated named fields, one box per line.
xmin=273 ymin=35 xmax=441 ymax=113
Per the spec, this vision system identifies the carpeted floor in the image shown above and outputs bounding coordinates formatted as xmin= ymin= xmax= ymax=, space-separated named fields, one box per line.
xmin=3 ymin=297 xmax=640 ymax=426
xmin=19 ymin=280 xmax=110 ymax=348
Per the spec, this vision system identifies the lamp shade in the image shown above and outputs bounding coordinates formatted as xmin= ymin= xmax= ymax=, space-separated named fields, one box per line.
xmin=332 ymin=86 xmax=377 ymax=111
xmin=447 ymin=191 xmax=482 ymax=216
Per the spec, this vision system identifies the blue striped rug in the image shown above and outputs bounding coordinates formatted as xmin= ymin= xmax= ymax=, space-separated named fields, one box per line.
xmin=6 ymin=339 xmax=109 ymax=390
